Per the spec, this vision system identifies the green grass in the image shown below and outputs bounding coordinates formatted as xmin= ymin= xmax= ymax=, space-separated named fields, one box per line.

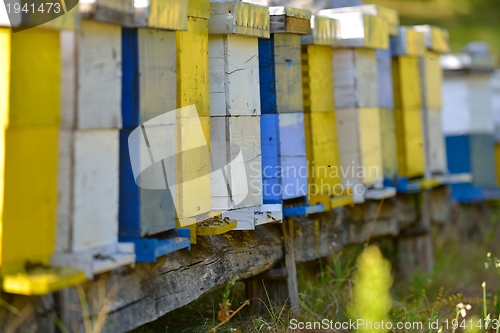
xmin=131 ymin=203 xmax=500 ymax=332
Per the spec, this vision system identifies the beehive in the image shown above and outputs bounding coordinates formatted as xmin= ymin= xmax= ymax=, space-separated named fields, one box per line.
xmin=0 ymin=27 xmax=87 ymax=293
xmin=441 ymin=49 xmax=497 ymax=195
xmin=208 ymin=1 xmax=269 ymax=116
xmin=301 ymin=15 xmax=351 ymax=208
xmin=52 ymin=21 xmax=137 ymax=275
xmin=175 ymin=0 xmax=211 ymax=220
xmin=415 ymin=26 xmax=449 ymax=176
xmin=392 ymin=54 xmax=425 ymax=178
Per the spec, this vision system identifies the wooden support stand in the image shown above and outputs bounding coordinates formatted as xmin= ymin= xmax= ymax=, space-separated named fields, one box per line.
xmin=246 ymin=218 xmax=300 ymax=317
xmin=397 ymin=191 xmax=434 ymax=277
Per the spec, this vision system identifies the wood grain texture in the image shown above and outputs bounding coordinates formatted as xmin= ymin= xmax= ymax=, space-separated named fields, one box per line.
xmin=304 ymin=112 xmax=341 ymax=195
xmin=122 ymin=28 xmax=177 ymax=127
xmin=176 ymin=18 xmax=211 ymax=218
xmin=176 ymin=114 xmax=211 ymax=219
xmin=394 ymin=107 xmax=425 ymax=178
xmin=145 ymin=0 xmax=188 ymax=30
xmin=61 ymin=20 xmax=122 ymax=129
xmin=442 ymin=74 xmax=494 ymax=135
xmin=274 ymin=34 xmax=304 ymax=113
xmin=57 ymin=129 xmax=119 ymax=253
xmin=0 ymin=189 xmax=442 ymax=332
xmin=58 ymin=226 xmax=283 ymax=333
xmin=209 ymin=34 xmax=261 ymax=116
xmin=0 ymin=28 xmax=10 ymax=128
xmin=333 ymin=48 xmax=378 ymax=109
xmin=301 ymin=44 xmax=334 ymax=113
xmin=392 ymin=55 xmax=422 ymax=109
xmin=176 ymin=17 xmax=209 ymax=121
xmin=336 ymin=108 xmax=383 ymax=186
xmin=118 ymin=127 xmax=176 ymax=240
xmin=210 ymin=116 xmax=262 ymax=210
xmin=10 ymin=28 xmax=60 ymax=126
xmin=2 ymin=126 xmax=58 ymax=274
xmin=379 ymin=108 xmax=398 ymax=180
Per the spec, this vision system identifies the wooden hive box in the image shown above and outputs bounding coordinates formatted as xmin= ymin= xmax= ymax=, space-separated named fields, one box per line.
xmin=335 ymin=108 xmax=384 ymax=200
xmin=210 ymin=116 xmax=263 ymax=210
xmin=1 ymin=28 xmax=87 ymax=294
xmin=52 ymin=21 xmax=137 ymax=275
xmin=442 ymin=50 xmax=496 ymax=194
xmin=261 ymin=113 xmax=308 ymax=203
xmin=333 ymin=48 xmax=378 ymax=108
xmin=120 ymin=26 xmax=180 ymax=249
xmin=259 ymin=6 xmax=310 ymax=114
xmin=417 ymin=29 xmax=448 ymax=176
xmin=134 ymin=0 xmax=188 ymax=30
xmin=301 ymin=17 xmax=353 ymax=208
xmin=80 ymin=0 xmax=135 ymax=26
xmin=208 ymin=1 xmax=269 ymax=116
xmin=316 ymin=10 xmax=388 ymax=49
xmin=175 ymin=0 xmax=212 ymax=221
xmin=446 ymin=134 xmax=496 ymax=188
xmin=441 ymin=73 xmax=494 ymax=136
xmin=376 ymin=46 xmax=399 ymax=181
xmin=379 ymin=108 xmax=398 ymax=180
xmin=392 ymin=52 xmax=426 ymax=178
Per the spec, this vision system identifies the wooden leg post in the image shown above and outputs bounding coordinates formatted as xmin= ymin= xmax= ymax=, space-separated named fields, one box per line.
xmin=397 ymin=191 xmax=434 ymax=277
xmin=246 ymin=218 xmax=300 ymax=317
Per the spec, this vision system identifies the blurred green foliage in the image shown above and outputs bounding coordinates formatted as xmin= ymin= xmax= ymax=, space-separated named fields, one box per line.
xmin=368 ymin=0 xmax=500 ymax=64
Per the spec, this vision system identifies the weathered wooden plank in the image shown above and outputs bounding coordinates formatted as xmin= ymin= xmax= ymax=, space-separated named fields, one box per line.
xmin=210 ymin=116 xmax=263 ymax=210
xmin=61 ymin=20 xmax=122 ymax=129
xmin=209 ymin=34 xmax=261 ymax=116
xmin=0 ymin=187 xmax=438 ymax=330
xmin=122 ymin=28 xmax=177 ymax=126
xmin=176 ymin=18 xmax=211 ymax=219
xmin=58 ymin=226 xmax=283 ymax=333
xmin=258 ymin=33 xmax=303 ymax=114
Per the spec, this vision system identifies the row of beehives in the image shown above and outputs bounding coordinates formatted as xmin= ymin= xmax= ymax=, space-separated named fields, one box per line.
xmin=0 ymin=0 xmax=486 ymax=296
